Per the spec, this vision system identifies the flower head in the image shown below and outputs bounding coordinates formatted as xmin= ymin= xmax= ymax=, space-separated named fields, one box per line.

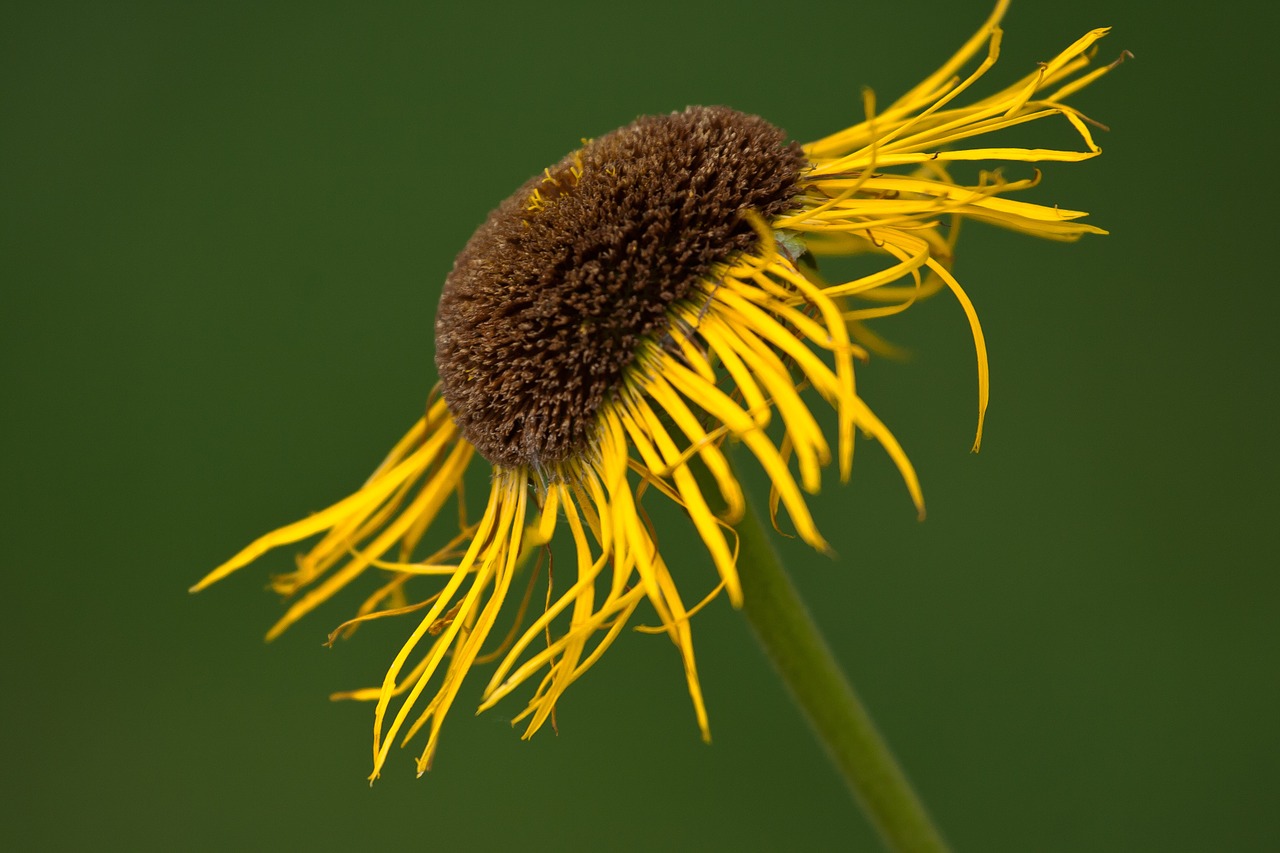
xmin=194 ymin=1 xmax=1121 ymax=781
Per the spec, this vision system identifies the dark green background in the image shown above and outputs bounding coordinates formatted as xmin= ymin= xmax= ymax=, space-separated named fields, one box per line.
xmin=4 ymin=2 xmax=1276 ymax=850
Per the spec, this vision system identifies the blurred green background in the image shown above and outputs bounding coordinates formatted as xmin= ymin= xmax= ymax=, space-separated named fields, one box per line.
xmin=4 ymin=1 xmax=1276 ymax=850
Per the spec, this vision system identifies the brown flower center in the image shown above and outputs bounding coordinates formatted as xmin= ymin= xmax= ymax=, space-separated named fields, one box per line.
xmin=435 ymin=106 xmax=806 ymax=471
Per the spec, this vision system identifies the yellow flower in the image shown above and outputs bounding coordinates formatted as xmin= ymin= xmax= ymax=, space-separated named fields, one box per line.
xmin=194 ymin=0 xmax=1120 ymax=781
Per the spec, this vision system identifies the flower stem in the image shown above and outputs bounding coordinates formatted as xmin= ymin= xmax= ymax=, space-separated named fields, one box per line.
xmin=724 ymin=468 xmax=950 ymax=852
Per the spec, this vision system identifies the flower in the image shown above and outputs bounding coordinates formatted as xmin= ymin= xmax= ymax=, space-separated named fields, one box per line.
xmin=193 ymin=1 xmax=1120 ymax=781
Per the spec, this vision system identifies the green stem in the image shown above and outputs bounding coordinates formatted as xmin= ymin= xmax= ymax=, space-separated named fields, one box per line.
xmin=712 ymin=463 xmax=950 ymax=852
